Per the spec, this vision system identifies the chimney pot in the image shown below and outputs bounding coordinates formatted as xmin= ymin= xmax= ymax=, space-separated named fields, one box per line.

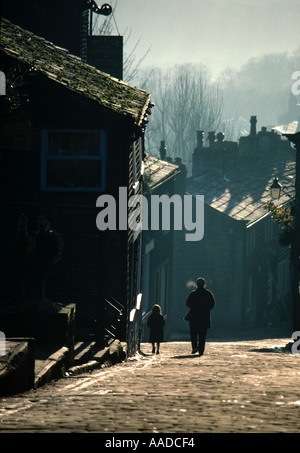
xmin=160 ymin=141 xmax=167 ymax=160
xmin=208 ymin=132 xmax=216 ymax=147
xmin=250 ymin=116 xmax=257 ymax=136
xmin=197 ymin=130 xmax=204 ymax=148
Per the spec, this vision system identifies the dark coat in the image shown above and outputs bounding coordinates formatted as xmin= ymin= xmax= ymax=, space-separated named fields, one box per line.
xmin=186 ymin=287 xmax=215 ymax=329
xmin=147 ymin=313 xmax=165 ymax=343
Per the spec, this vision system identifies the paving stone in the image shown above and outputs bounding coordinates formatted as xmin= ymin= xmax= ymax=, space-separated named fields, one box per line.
xmin=0 ymin=338 xmax=299 ymax=433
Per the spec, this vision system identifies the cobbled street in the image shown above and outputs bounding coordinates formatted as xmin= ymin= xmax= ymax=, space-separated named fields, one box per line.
xmin=0 ymin=338 xmax=300 ymax=434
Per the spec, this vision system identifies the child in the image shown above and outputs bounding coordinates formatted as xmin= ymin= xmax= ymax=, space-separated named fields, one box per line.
xmin=147 ymin=304 xmax=165 ymax=354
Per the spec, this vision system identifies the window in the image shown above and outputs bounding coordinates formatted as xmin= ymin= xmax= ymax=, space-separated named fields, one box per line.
xmin=41 ymin=130 xmax=105 ymax=191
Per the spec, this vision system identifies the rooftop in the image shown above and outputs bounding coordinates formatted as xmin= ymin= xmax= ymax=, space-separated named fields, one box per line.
xmin=187 ymin=140 xmax=296 ymax=226
xmin=144 ymin=153 xmax=181 ymax=190
xmin=0 ymin=18 xmax=151 ymax=127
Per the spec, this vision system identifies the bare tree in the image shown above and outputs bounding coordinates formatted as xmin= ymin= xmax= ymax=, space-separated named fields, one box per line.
xmin=138 ymin=64 xmax=223 ymax=172
xmin=218 ymin=49 xmax=300 ymax=131
xmin=139 ymin=68 xmax=171 ymax=153
xmin=167 ymin=66 xmax=197 ymax=161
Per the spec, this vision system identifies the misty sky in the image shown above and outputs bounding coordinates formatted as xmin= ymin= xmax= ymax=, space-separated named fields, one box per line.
xmin=109 ymin=0 xmax=300 ymax=77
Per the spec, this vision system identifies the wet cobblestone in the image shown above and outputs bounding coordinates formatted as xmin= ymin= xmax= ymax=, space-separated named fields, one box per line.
xmin=0 ymin=338 xmax=299 ymax=433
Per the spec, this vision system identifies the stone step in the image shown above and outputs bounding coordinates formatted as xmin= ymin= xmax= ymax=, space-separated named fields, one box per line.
xmin=93 ymin=340 xmax=126 ymax=365
xmin=72 ymin=341 xmax=96 ymax=366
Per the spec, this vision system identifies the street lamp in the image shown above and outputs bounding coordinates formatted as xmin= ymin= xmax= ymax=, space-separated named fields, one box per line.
xmin=270 ymin=177 xmax=282 ymax=200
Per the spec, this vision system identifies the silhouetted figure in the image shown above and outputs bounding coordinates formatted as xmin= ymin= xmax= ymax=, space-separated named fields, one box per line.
xmin=147 ymin=304 xmax=165 ymax=354
xmin=186 ymin=278 xmax=215 ymax=356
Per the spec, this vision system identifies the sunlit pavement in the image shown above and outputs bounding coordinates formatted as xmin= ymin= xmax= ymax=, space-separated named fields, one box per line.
xmin=0 ymin=338 xmax=299 ymax=433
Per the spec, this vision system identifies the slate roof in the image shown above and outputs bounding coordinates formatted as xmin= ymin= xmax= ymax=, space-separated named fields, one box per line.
xmin=273 ymin=121 xmax=299 ymax=135
xmin=0 ymin=18 xmax=151 ymax=126
xmin=144 ymin=153 xmax=181 ymax=190
xmin=187 ymin=141 xmax=296 ymax=226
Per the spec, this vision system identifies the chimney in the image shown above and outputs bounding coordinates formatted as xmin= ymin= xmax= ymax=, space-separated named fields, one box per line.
xmin=216 ymin=132 xmax=225 ymax=148
xmin=174 ymin=157 xmax=187 ymax=194
xmin=192 ymin=131 xmax=203 ymax=177
xmin=87 ymin=35 xmax=123 ymax=79
xmin=208 ymin=132 xmax=216 ymax=148
xmin=159 ymin=141 xmax=167 ymax=160
xmin=250 ymin=116 xmax=257 ymax=136
xmin=197 ymin=130 xmax=204 ymax=149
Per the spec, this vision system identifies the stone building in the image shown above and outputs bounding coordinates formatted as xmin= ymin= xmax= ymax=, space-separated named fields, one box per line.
xmin=169 ymin=118 xmax=295 ymax=338
xmin=141 ymin=150 xmax=186 ymax=341
xmin=0 ymin=18 xmax=153 ymax=355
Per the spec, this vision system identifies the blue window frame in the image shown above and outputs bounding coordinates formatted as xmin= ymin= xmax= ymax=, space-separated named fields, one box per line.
xmin=41 ymin=130 xmax=106 ymax=191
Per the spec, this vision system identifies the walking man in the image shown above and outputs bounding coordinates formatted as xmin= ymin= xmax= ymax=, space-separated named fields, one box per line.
xmin=186 ymin=277 xmax=215 ymax=356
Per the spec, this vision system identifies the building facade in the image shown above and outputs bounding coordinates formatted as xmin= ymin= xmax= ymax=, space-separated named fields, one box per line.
xmin=141 ymin=151 xmax=186 ymax=341
xmin=0 ymin=19 xmax=153 ymax=354
xmin=169 ymin=119 xmax=295 ymax=338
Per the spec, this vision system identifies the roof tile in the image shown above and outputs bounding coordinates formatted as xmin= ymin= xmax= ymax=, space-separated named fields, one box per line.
xmin=0 ymin=18 xmax=151 ymax=126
